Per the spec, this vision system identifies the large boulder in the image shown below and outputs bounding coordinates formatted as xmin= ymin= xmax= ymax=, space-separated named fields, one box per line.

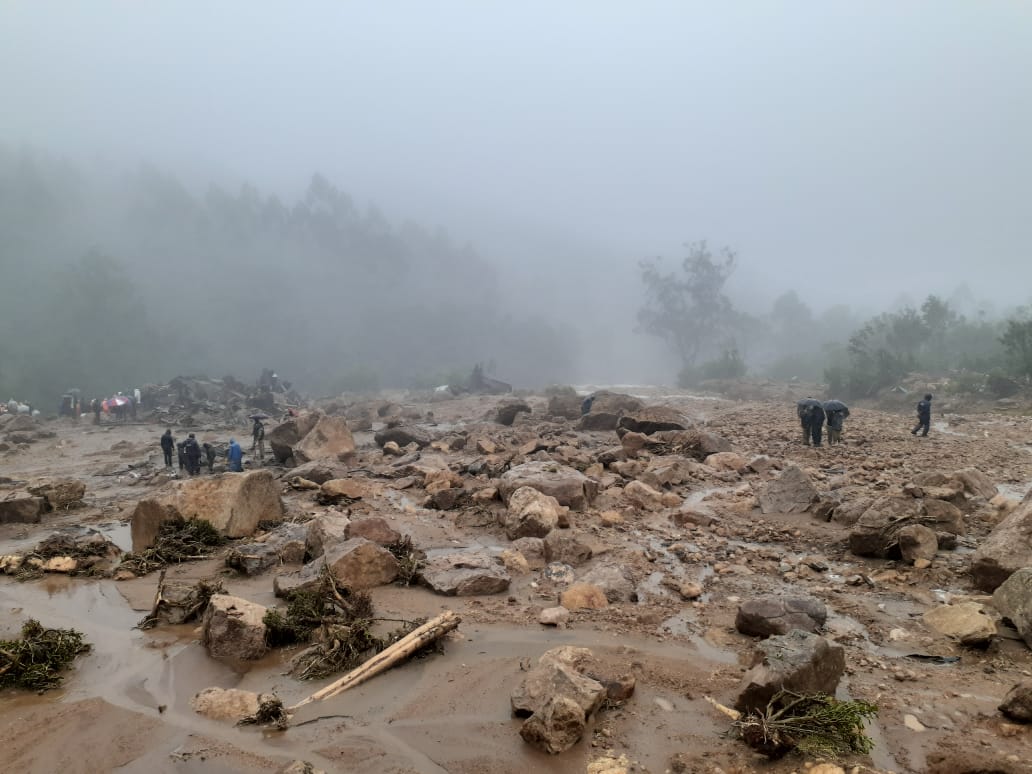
xmin=345 ymin=517 xmax=401 ymax=546
xmin=27 ymin=478 xmax=86 ymax=510
xmin=0 ymin=494 xmax=45 ymax=524
xmin=323 ymin=538 xmax=398 ymax=589
xmin=848 ymin=496 xmax=963 ymax=559
xmin=496 ymin=400 xmax=532 ymax=426
xmin=992 ymin=567 xmax=1032 ymax=647
xmin=897 ymin=524 xmax=940 ymax=563
xmin=735 ymin=630 xmax=845 ymax=714
xmin=971 ymin=491 xmax=1032 ymax=592
xmin=617 ymin=406 xmax=692 ymax=435
xmin=226 ymin=523 xmax=308 ymax=576
xmin=304 ymin=512 xmax=351 ymax=559
xmin=498 ymin=462 xmax=597 ymax=511
xmin=735 ymin=595 xmax=827 ymax=638
xmin=374 ymin=425 xmax=432 ymax=449
xmin=419 ymin=552 xmax=511 ymax=596
xmin=577 ymin=392 xmax=644 ymax=432
xmin=268 ymin=413 xmax=320 ymax=463
xmin=757 ymin=466 xmax=819 ymax=514
xmin=286 ymin=461 xmax=346 ymax=485
xmin=292 ymin=414 xmax=356 ymax=463
xmin=201 ymin=594 xmax=268 ymax=660
xmin=502 ymin=486 xmax=562 ymax=539
xmin=130 ymin=470 xmax=284 ymax=552
xmin=999 ymin=682 xmax=1032 ymax=723
xmin=512 ymin=647 xmax=606 ymax=754
xmin=923 ymin=602 xmax=997 ymax=647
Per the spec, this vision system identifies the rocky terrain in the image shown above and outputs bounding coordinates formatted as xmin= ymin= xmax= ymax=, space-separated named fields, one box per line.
xmin=1 ymin=386 xmax=1031 ymax=774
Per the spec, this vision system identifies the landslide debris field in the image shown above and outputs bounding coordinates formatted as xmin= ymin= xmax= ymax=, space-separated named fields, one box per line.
xmin=2 ymin=386 xmax=1032 ymax=774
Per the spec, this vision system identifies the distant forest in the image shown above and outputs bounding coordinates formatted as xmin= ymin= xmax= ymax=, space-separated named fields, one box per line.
xmin=0 ymin=147 xmax=578 ymax=404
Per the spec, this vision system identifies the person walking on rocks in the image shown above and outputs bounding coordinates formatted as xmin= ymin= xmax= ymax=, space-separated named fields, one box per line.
xmin=251 ymin=418 xmax=265 ymax=462
xmin=912 ymin=393 xmax=932 ymax=437
xmin=227 ymin=438 xmax=244 ymax=472
xmin=823 ymin=400 xmax=850 ymax=445
xmin=183 ymin=433 xmax=202 ymax=476
xmin=160 ymin=429 xmax=175 ymax=467
xmin=796 ymin=397 xmax=826 ymax=447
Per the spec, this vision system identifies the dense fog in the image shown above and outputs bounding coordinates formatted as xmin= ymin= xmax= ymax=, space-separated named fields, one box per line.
xmin=1 ymin=2 xmax=1030 ymax=404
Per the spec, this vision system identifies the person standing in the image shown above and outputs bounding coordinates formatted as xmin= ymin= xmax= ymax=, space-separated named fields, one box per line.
xmin=183 ymin=433 xmax=202 ymax=475
xmin=92 ymin=398 xmax=102 ymax=425
xmin=796 ymin=397 xmax=826 ymax=447
xmin=176 ymin=439 xmax=187 ymax=472
xmin=823 ymin=400 xmax=850 ymax=445
xmin=251 ymin=418 xmax=266 ymax=462
xmin=227 ymin=438 xmax=244 ymax=472
xmin=160 ymin=429 xmax=176 ymax=467
xmin=202 ymin=442 xmax=217 ymax=473
xmin=912 ymin=393 xmax=932 ymax=437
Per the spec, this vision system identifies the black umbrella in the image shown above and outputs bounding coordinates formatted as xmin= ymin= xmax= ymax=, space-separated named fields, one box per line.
xmin=823 ymin=400 xmax=848 ymax=412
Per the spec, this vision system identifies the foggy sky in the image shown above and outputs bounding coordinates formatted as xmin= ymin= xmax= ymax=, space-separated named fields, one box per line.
xmin=2 ymin=1 xmax=1031 ymax=311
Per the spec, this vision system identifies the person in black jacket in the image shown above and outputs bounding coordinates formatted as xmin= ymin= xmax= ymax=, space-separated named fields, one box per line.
xmin=160 ymin=429 xmax=175 ymax=467
xmin=823 ymin=400 xmax=850 ymax=445
xmin=912 ymin=393 xmax=932 ymax=437
xmin=796 ymin=397 xmax=826 ymax=447
xmin=183 ymin=433 xmax=202 ymax=475
xmin=202 ymin=442 xmax=218 ymax=473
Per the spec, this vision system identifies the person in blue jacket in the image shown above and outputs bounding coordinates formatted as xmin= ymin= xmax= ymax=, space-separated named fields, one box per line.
xmin=227 ymin=438 xmax=244 ymax=472
xmin=911 ymin=393 xmax=932 ymax=437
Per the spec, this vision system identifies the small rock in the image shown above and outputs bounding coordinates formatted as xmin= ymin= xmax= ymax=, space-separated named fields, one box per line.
xmin=191 ymin=687 xmax=261 ymax=721
xmin=539 ymin=606 xmax=570 ymax=626
xmin=605 ymin=674 xmax=636 ymax=701
xmin=998 ymin=681 xmax=1032 ymax=723
xmin=903 ymin=713 xmax=926 ymax=732
xmin=735 ymin=594 xmax=827 ymax=638
xmin=654 ymin=697 xmax=674 ymax=711
xmin=679 ymin=582 xmax=703 ymax=600
xmin=560 ymin=583 xmax=608 ymax=611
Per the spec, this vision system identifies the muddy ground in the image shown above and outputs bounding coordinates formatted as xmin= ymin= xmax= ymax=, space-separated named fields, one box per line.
xmin=1 ymin=388 xmax=1031 ymax=774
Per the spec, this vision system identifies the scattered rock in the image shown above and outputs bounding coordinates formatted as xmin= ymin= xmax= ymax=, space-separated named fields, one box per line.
xmin=735 ymin=595 xmax=827 ymax=638
xmin=539 ymin=606 xmax=570 ymax=626
xmin=971 ymin=490 xmax=1032 ymax=592
xmin=999 ymin=681 xmax=1032 ymax=723
xmin=923 ymin=602 xmax=997 ymax=647
xmin=345 ymin=517 xmax=401 ymax=546
xmin=498 ymin=461 xmax=597 ymax=510
xmin=513 ymin=537 xmax=547 ymax=569
xmin=318 ymin=478 xmax=368 ymax=504
xmin=27 ymin=478 xmax=86 ymax=510
xmin=130 ymin=470 xmax=284 ymax=552
xmin=191 ymin=687 xmax=261 ymax=720
xmin=374 ymin=425 xmax=432 ymax=449
xmin=292 ymin=413 xmax=355 ymax=463
xmin=848 ymin=496 xmax=962 ymax=559
xmin=735 ymin=630 xmax=845 ymax=714
xmin=991 ymin=567 xmax=1032 ymax=647
xmin=543 ymin=530 xmax=593 ymax=566
xmin=419 ymin=552 xmax=511 ymax=596
xmin=756 ymin=466 xmax=819 ymax=514
xmin=0 ymin=494 xmax=45 ymax=524
xmin=287 ymin=460 xmax=347 ymax=485
xmin=679 ymin=581 xmax=703 ymax=600
xmin=622 ymin=480 xmax=669 ymax=511
xmin=202 ymin=594 xmax=268 ymax=660
xmin=897 ymin=524 xmax=939 ymax=563
xmin=704 ymin=451 xmax=747 ymax=472
xmin=502 ymin=486 xmax=562 ymax=539
xmin=617 ymin=406 xmax=692 ymax=435
xmin=268 ymin=413 xmax=320 ymax=463
xmin=579 ymin=564 xmax=635 ymax=603
xmin=227 ymin=523 xmax=308 ymax=575
xmin=496 ymin=400 xmax=532 ymax=426
xmin=323 ymin=538 xmax=399 ymax=589
xmin=559 ymin=583 xmax=609 ymax=610
xmin=304 ymin=512 xmax=351 ymax=559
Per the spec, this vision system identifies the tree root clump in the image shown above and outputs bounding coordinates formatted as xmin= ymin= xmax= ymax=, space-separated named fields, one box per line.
xmin=238 ymin=693 xmax=290 ymax=730
xmin=118 ymin=518 xmax=226 ymax=576
xmin=262 ymin=571 xmax=425 ymax=680
xmin=0 ymin=619 xmax=92 ymax=691
xmin=385 ymin=535 xmax=425 ymax=586
xmin=734 ymin=690 xmax=878 ymax=759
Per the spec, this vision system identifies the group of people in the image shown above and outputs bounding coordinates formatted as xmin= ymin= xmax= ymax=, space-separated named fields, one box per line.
xmin=160 ymin=429 xmax=244 ymax=475
xmin=796 ymin=392 xmax=934 ymax=446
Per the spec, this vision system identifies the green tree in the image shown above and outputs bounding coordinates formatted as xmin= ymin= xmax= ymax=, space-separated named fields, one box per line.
xmin=1000 ymin=318 xmax=1032 ymax=379
xmin=638 ymin=241 xmax=739 ymax=372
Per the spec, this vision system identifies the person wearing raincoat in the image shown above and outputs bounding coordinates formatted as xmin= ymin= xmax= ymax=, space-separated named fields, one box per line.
xmin=227 ymin=438 xmax=244 ymax=472
xmin=823 ymin=400 xmax=850 ymax=445
xmin=796 ymin=397 xmax=826 ymax=447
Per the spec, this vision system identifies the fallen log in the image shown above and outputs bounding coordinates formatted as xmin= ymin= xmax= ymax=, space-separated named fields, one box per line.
xmin=290 ymin=610 xmax=460 ymax=709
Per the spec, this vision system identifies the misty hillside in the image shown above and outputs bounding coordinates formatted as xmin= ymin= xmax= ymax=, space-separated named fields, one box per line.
xmin=0 ymin=147 xmax=578 ymax=403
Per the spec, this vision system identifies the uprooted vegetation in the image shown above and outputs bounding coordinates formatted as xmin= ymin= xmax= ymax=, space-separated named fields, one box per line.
xmin=138 ymin=571 xmax=226 ymax=629
xmin=118 ymin=517 xmax=227 ymax=576
xmin=263 ymin=572 xmax=426 ymax=680
xmin=0 ymin=619 xmax=92 ymax=692
xmin=385 ymin=535 xmax=425 ymax=586
xmin=734 ymin=690 xmax=878 ymax=759
xmin=8 ymin=529 xmax=121 ymax=581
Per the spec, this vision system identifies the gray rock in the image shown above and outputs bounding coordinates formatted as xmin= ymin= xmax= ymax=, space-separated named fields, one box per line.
xmin=273 ymin=557 xmax=327 ymax=598
xmin=345 ymin=517 xmax=401 ymax=546
xmin=304 ymin=512 xmax=351 ymax=559
xmin=419 ymin=552 xmax=510 ymax=596
xmin=512 ymin=537 xmax=546 ymax=569
xmin=227 ymin=522 xmax=308 ymax=576
xmin=735 ymin=595 xmax=827 ymax=638
xmin=286 ymin=461 xmax=346 ymax=485
xmin=848 ymin=495 xmax=963 ymax=559
xmin=496 ymin=400 xmax=532 ymax=426
xmin=579 ymin=564 xmax=635 ymax=603
xmin=374 ymin=425 xmax=432 ymax=449
xmin=201 ymin=594 xmax=268 ymax=661
xmin=923 ymin=602 xmax=997 ymax=647
xmin=0 ymin=494 xmax=45 ymax=524
xmin=498 ymin=461 xmax=597 ymax=511
xmin=543 ymin=530 xmax=593 ymax=567
xmin=757 ymin=467 xmax=818 ymax=514
xmin=502 ymin=486 xmax=561 ymax=539
xmin=972 ymin=491 xmax=1032 ymax=592
xmin=999 ymin=681 xmax=1032 ymax=723
xmin=898 ymin=524 xmax=939 ymax=563
xmin=992 ymin=567 xmax=1032 ymax=647
xmin=617 ymin=406 xmax=692 ymax=435
xmin=735 ymin=630 xmax=845 ymax=714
